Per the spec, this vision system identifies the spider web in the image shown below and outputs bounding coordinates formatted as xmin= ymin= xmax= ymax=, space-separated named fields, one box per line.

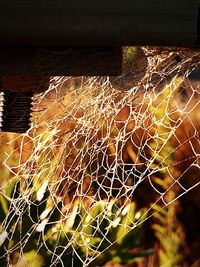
xmin=0 ymin=47 xmax=200 ymax=266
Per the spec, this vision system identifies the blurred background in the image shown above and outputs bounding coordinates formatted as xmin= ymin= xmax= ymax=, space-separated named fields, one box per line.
xmin=0 ymin=47 xmax=199 ymax=267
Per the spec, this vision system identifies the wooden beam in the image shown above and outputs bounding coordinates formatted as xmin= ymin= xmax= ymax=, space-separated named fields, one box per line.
xmin=0 ymin=0 xmax=199 ymax=47
xmin=0 ymin=47 xmax=122 ymax=76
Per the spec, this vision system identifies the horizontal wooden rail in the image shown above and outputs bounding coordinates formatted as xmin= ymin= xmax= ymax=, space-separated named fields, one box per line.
xmin=0 ymin=47 xmax=122 ymax=76
xmin=0 ymin=0 xmax=199 ymax=47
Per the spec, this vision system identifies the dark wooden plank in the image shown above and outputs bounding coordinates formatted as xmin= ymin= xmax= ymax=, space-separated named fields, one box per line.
xmin=0 ymin=0 xmax=199 ymax=47
xmin=0 ymin=47 xmax=122 ymax=76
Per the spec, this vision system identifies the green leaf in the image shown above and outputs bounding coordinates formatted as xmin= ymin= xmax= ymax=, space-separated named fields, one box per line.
xmin=113 ymin=248 xmax=153 ymax=264
xmin=0 ymin=194 xmax=8 ymax=219
xmin=6 ymin=179 xmax=18 ymax=198
xmin=44 ymin=201 xmax=63 ymax=234
xmin=23 ymin=250 xmax=44 ymax=267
